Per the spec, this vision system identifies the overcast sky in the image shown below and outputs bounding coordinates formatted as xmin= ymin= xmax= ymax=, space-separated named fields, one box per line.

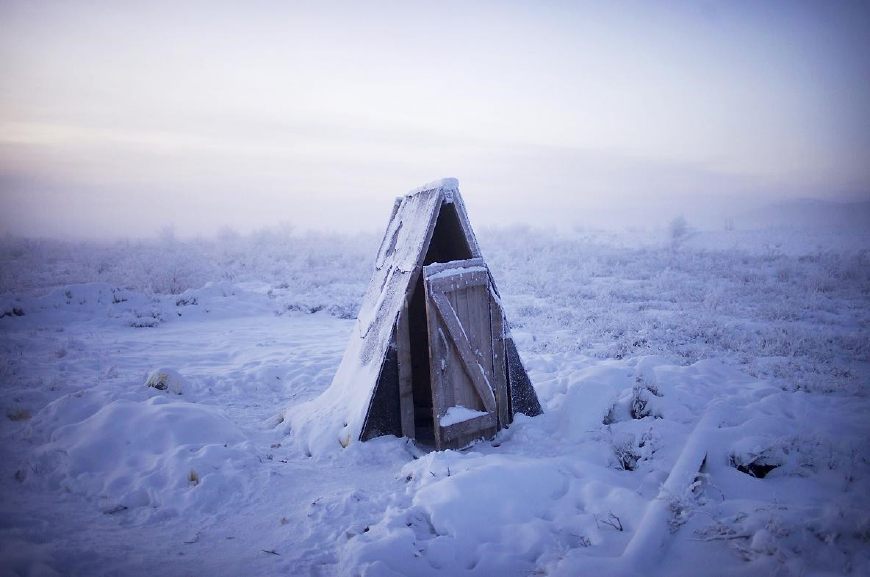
xmin=1 ymin=1 xmax=868 ymax=238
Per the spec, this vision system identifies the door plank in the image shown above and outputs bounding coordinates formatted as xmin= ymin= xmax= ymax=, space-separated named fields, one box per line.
xmin=448 ymin=286 xmax=479 ymax=411
xmin=426 ymin=304 xmax=449 ymax=436
xmin=440 ymin=412 xmax=497 ymax=442
xmin=422 ymin=257 xmax=485 ymax=277
xmin=429 ymin=291 xmax=497 ymax=412
xmin=426 ymin=270 xmax=489 ymax=294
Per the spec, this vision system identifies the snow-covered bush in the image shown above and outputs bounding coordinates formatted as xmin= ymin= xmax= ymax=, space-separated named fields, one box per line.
xmin=669 ymin=215 xmax=690 ymax=246
xmin=145 ymin=368 xmax=186 ymax=395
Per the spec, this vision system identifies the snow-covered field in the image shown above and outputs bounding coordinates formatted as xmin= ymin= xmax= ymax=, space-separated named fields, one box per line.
xmin=1 ymin=226 xmax=868 ymax=577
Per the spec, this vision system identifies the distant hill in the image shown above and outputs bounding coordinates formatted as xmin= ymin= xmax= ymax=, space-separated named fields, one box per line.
xmin=737 ymin=198 xmax=870 ymax=231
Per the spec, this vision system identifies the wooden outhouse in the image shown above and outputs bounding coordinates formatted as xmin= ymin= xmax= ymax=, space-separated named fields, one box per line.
xmin=288 ymin=178 xmax=541 ymax=452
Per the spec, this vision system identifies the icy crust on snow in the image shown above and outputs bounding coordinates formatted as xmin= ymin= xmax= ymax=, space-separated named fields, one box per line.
xmin=286 ymin=180 xmax=461 ymax=454
xmin=439 ymin=406 xmax=488 ymax=427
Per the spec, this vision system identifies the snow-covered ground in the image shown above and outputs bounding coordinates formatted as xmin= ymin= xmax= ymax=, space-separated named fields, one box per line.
xmin=1 ymin=226 xmax=868 ymax=577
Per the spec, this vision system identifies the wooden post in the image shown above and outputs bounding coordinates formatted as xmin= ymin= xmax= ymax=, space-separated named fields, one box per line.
xmin=396 ymin=300 xmax=415 ymax=439
xmin=489 ymin=289 xmax=509 ymax=428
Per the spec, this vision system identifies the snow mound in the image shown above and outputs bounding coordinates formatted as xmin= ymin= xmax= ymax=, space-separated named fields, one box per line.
xmin=35 ymin=396 xmax=257 ymax=520
xmin=339 ymin=451 xmax=643 ymax=576
xmin=439 ymin=406 xmax=487 ymax=427
xmin=145 ymin=368 xmax=186 ymax=395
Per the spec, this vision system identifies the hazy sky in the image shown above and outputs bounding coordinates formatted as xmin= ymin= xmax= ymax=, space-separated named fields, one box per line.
xmin=1 ymin=1 xmax=868 ymax=237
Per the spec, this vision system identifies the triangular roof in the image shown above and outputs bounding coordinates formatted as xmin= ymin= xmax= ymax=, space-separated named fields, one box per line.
xmin=356 ymin=178 xmax=480 ymax=366
xmin=286 ymin=178 xmax=539 ymax=454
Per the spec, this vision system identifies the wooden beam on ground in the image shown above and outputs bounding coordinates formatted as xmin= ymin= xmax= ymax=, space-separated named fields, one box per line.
xmin=621 ymin=403 xmax=725 ymax=566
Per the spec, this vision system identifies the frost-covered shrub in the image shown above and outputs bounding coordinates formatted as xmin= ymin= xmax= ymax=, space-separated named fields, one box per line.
xmin=128 ymin=309 xmax=162 ymax=328
xmin=730 ymin=450 xmax=782 ymax=479
xmin=669 ymin=215 xmax=689 ymax=245
xmin=630 ymin=381 xmax=663 ymax=420
xmin=0 ymin=303 xmax=24 ymax=318
xmin=612 ymin=436 xmax=640 ymax=471
xmin=603 ymin=381 xmax=663 ymax=424
xmin=609 ymin=430 xmax=657 ymax=471
xmin=697 ymin=506 xmax=870 ymax=571
xmin=479 ymin=228 xmax=869 ymax=396
xmin=0 ymin=227 xmax=378 ymax=298
xmin=118 ymin=239 xmax=214 ymax=295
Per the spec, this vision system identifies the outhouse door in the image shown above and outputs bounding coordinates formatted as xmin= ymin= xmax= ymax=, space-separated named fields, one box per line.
xmin=423 ymin=258 xmax=509 ymax=450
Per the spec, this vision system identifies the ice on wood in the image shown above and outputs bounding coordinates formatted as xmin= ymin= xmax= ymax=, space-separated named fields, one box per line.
xmin=425 ymin=264 xmax=489 ymax=282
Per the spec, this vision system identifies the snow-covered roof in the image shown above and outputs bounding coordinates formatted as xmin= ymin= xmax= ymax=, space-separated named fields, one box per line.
xmin=285 ymin=178 xmax=482 ymax=454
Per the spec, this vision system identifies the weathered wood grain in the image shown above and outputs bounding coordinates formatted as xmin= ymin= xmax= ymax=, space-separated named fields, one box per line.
xmin=489 ymin=291 xmax=509 ymax=428
xmin=429 ymin=291 xmax=496 ymax=412
xmin=396 ymin=302 xmax=415 ymax=439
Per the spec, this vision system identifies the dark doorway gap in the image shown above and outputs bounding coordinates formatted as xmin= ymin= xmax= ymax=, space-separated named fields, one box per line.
xmin=408 ymin=203 xmax=474 ymax=442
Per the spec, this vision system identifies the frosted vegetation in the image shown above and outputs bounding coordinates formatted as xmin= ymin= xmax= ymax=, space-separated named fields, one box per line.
xmin=3 ymin=225 xmax=866 ymax=396
xmin=0 ymin=227 xmax=375 ymax=316
xmin=1 ymin=224 xmax=868 ymax=576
